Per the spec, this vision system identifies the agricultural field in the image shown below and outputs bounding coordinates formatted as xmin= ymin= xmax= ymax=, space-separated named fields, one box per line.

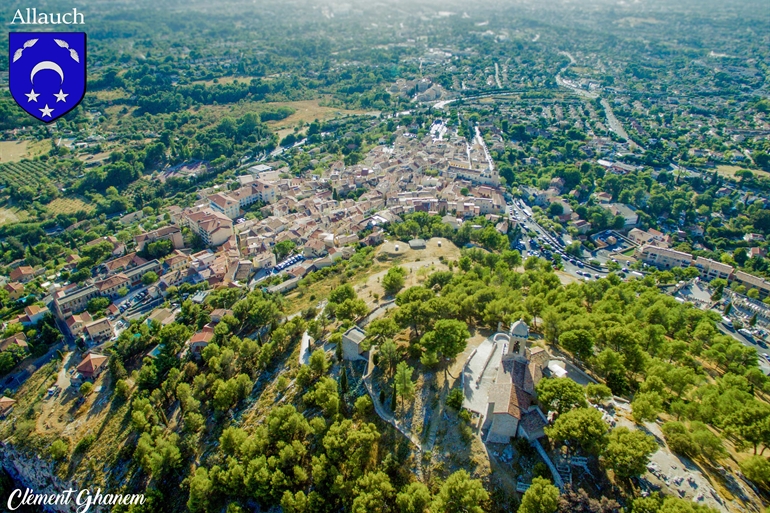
xmin=0 ymin=160 xmax=80 ymax=191
xmin=45 ymin=197 xmax=94 ymax=215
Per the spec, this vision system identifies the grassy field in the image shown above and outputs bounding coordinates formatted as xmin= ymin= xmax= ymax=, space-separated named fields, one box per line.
xmin=716 ymin=164 xmax=769 ymax=179
xmin=0 ymin=139 xmax=49 ymax=163
xmin=46 ymin=197 xmax=94 ymax=215
xmin=0 ymin=141 xmax=29 ymax=163
xmin=0 ymin=206 xmax=28 ymax=225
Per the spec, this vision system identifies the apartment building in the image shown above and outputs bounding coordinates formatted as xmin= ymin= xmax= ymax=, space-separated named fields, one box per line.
xmin=134 ymin=225 xmax=184 ymax=252
xmin=94 ymin=273 xmax=130 ymax=298
xmin=209 ymin=181 xmax=278 ymax=220
xmin=638 ymin=245 xmax=693 ymax=270
xmin=692 ymin=257 xmax=734 ymax=281
xmin=733 ymin=271 xmax=770 ymax=299
xmin=181 ymin=208 xmax=234 ymax=247
xmin=54 ymin=285 xmax=99 ymax=319
xmin=209 ymin=193 xmax=241 ymax=219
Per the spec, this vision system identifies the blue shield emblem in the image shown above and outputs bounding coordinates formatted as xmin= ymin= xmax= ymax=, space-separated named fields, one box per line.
xmin=9 ymin=32 xmax=86 ymax=123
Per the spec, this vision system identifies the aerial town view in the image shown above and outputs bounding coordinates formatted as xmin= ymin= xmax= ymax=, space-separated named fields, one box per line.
xmin=0 ymin=0 xmax=769 ymax=512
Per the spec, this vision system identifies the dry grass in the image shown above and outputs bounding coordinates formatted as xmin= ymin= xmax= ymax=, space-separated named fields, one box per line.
xmin=0 ymin=141 xmax=29 ymax=163
xmin=91 ymin=89 xmax=128 ymax=101
xmin=716 ymin=164 xmax=770 ymax=179
xmin=0 ymin=139 xmax=49 ymax=162
xmin=0 ymin=206 xmax=28 ymax=225
xmin=46 ymin=197 xmax=94 ymax=214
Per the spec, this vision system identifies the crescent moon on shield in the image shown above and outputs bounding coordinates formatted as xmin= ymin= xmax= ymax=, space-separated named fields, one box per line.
xmin=30 ymin=61 xmax=65 ymax=83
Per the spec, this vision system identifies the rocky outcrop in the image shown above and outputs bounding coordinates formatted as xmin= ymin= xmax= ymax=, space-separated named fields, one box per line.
xmin=0 ymin=442 xmax=78 ymax=513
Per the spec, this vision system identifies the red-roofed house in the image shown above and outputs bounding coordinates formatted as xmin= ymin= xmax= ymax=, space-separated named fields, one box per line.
xmin=10 ymin=266 xmax=35 ymax=283
xmin=188 ymin=327 xmax=215 ymax=357
xmin=5 ymin=282 xmax=24 ymax=301
xmin=74 ymin=353 xmax=109 ymax=381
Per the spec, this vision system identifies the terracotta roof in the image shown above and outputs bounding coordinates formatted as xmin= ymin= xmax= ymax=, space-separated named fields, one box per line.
xmin=0 ymin=333 xmax=28 ymax=351
xmin=76 ymin=353 xmax=108 ymax=375
xmin=0 ymin=396 xmax=15 ymax=411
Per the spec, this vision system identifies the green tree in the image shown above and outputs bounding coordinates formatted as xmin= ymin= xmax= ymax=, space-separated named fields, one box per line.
xmin=602 ymin=427 xmax=658 ymax=479
xmin=86 ymin=297 xmax=110 ymax=314
xmin=49 ymin=439 xmax=69 ymax=461
xmin=79 ymin=381 xmax=94 ymax=397
xmin=142 ymin=271 xmax=159 ymax=285
xmin=309 ymin=348 xmax=330 ymax=377
xmin=740 ymin=455 xmax=770 ymax=490
xmin=382 ymin=266 xmax=407 ymax=295
xmin=114 ymin=379 xmax=131 ymax=401
xmin=420 ymin=319 xmax=469 ymax=360
xmin=545 ymin=407 xmax=608 ymax=455
xmin=394 ymin=362 xmax=416 ymax=409
xmin=431 ymin=470 xmax=489 ymax=513
xmin=536 ymin=378 xmax=587 ymax=415
xmin=367 ymin=318 xmax=399 ymax=343
xmin=273 ymin=240 xmax=296 ymax=261
xmin=559 ymin=329 xmax=594 ymax=360
xmin=661 ymin=422 xmax=697 ymax=457
xmin=378 ymin=339 xmax=400 ymax=377
xmin=352 ymin=471 xmax=394 ymax=513
xmin=519 ymin=476 xmax=559 ymax=513
xmin=396 ymin=482 xmax=432 ymax=513
xmin=446 ymin=388 xmax=464 ymax=410
xmin=585 ymin=383 xmax=612 ymax=403
xmin=632 ymin=392 xmax=663 ymax=423
xmin=187 ymin=467 xmax=213 ymax=512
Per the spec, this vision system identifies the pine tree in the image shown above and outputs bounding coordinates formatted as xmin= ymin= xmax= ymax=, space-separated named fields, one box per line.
xmin=394 ymin=362 xmax=416 ymax=410
xmin=340 ymin=366 xmax=349 ymax=394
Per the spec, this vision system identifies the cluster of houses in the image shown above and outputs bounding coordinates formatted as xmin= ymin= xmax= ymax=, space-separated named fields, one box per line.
xmin=4 ymin=125 xmax=511 ymax=374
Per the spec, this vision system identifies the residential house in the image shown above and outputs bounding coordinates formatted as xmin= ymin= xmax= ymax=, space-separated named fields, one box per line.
xmin=53 ymin=285 xmax=100 ymax=319
xmin=84 ymin=318 xmax=113 ymax=342
xmin=182 ymin=208 xmax=234 ymax=247
xmin=65 ymin=312 xmax=93 ymax=338
xmin=0 ymin=333 xmax=28 ymax=352
xmin=94 ymin=273 xmax=130 ymax=299
xmin=9 ymin=266 xmax=35 ymax=283
xmin=692 ymin=257 xmax=734 ymax=281
xmin=74 ymin=353 xmax=109 ymax=381
xmin=607 ymin=203 xmax=638 ymax=229
xmin=86 ymin=236 xmax=125 ymax=257
xmin=5 ymin=282 xmax=24 ymax=301
xmin=189 ymin=327 xmax=215 ymax=357
xmin=16 ymin=305 xmax=48 ymax=326
xmin=733 ymin=271 xmax=770 ymax=299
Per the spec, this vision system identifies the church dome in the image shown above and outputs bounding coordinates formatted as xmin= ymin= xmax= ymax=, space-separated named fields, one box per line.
xmin=510 ymin=319 xmax=529 ymax=338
